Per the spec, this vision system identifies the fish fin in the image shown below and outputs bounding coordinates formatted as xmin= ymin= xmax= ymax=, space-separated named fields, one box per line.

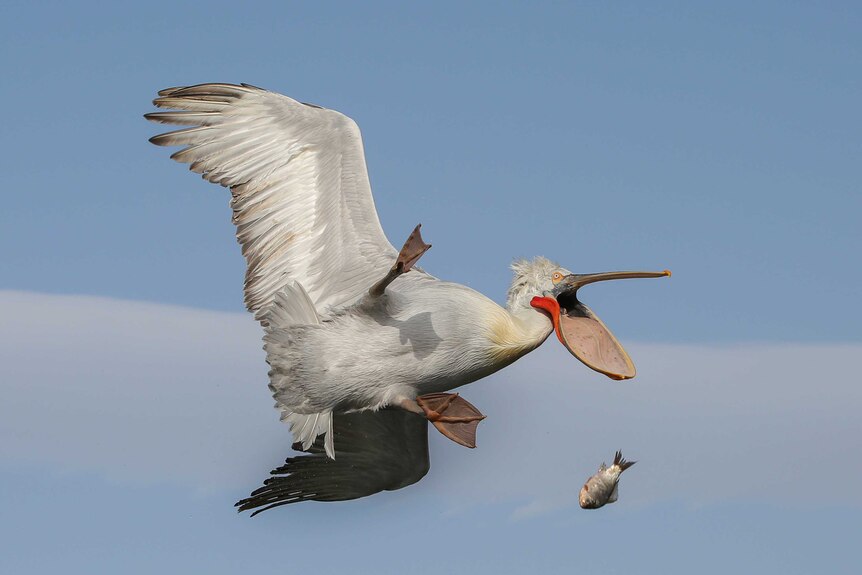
xmin=614 ymin=450 xmax=636 ymax=471
xmin=608 ymin=482 xmax=619 ymax=504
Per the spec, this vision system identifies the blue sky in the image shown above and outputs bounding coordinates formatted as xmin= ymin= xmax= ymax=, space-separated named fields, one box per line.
xmin=1 ymin=1 xmax=860 ymax=573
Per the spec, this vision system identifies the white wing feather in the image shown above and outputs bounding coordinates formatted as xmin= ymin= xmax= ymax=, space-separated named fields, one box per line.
xmin=147 ymin=83 xmax=398 ymax=320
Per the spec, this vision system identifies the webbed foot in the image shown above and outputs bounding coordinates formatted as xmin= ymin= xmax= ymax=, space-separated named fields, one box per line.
xmin=416 ymin=392 xmax=486 ymax=448
xmin=369 ymin=224 xmax=431 ymax=296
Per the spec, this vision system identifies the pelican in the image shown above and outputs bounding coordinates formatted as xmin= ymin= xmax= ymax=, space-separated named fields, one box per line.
xmin=146 ymin=83 xmax=670 ymax=514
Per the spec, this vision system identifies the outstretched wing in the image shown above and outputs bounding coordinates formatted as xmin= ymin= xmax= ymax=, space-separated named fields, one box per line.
xmin=146 ymin=83 xmax=398 ymax=319
xmin=236 ymin=408 xmax=430 ymax=515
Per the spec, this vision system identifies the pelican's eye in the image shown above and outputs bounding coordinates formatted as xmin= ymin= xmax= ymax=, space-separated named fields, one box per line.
xmin=551 ymin=271 xmax=564 ymax=284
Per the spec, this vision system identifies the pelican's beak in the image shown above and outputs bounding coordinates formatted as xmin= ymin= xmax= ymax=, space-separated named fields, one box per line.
xmin=530 ymin=270 xmax=671 ymax=380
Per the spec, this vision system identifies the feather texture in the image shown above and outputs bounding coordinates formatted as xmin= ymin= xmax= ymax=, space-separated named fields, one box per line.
xmin=236 ymin=408 xmax=429 ymax=515
xmin=146 ymin=83 xmax=400 ymax=321
xmin=265 ymin=282 xmax=334 ymax=457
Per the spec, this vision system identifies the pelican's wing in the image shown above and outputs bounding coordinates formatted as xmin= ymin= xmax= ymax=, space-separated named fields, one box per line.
xmin=147 ymin=83 xmax=400 ymax=318
xmin=235 ymin=408 xmax=430 ymax=515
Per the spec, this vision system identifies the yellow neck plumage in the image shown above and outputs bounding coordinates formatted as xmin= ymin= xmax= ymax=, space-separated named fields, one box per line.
xmin=485 ymin=306 xmax=554 ymax=364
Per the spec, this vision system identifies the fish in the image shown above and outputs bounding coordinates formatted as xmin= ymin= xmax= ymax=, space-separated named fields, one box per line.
xmin=579 ymin=450 xmax=636 ymax=509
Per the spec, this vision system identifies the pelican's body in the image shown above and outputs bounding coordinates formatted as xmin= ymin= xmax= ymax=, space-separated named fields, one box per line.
xmin=268 ymin=276 xmax=551 ymax=415
xmin=146 ymin=83 xmax=668 ymax=513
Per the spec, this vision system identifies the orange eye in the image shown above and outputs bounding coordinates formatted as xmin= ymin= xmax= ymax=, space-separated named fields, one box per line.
xmin=552 ymin=272 xmax=563 ymax=284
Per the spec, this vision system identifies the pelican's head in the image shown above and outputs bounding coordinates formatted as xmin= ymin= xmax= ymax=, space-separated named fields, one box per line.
xmin=507 ymin=257 xmax=670 ymax=380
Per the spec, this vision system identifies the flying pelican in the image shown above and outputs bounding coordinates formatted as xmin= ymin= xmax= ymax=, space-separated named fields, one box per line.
xmin=146 ymin=83 xmax=670 ymax=514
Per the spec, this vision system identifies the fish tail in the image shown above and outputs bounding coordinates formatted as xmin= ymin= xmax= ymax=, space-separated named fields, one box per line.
xmin=614 ymin=450 xmax=636 ymax=471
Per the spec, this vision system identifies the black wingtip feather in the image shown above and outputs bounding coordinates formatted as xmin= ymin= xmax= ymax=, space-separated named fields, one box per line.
xmin=234 ymin=409 xmax=430 ymax=515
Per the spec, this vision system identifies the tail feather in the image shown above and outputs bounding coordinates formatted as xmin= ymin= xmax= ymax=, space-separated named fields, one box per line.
xmin=262 ymin=281 xmax=320 ymax=327
xmin=281 ymin=411 xmax=335 ymax=458
xmin=265 ymin=281 xmax=334 ymax=458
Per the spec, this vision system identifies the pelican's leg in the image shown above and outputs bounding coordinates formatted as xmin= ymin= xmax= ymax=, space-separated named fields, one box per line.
xmin=369 ymin=224 xmax=431 ymax=297
xmin=400 ymin=393 xmax=486 ymax=448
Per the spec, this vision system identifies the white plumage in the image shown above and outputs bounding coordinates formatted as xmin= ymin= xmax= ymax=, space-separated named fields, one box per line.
xmin=149 ymin=83 xmax=397 ymax=320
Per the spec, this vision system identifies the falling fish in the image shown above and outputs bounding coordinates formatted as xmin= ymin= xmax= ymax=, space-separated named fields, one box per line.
xmin=579 ymin=450 xmax=636 ymax=509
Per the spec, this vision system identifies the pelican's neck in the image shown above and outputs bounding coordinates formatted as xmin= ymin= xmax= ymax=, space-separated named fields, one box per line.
xmin=485 ymin=303 xmax=554 ymax=363
xmin=510 ymin=305 xmax=554 ymax=340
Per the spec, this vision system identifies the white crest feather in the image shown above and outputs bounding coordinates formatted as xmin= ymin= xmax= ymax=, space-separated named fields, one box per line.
xmin=506 ymin=256 xmax=563 ymax=310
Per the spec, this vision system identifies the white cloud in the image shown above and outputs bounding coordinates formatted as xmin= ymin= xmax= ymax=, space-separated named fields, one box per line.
xmin=0 ymin=291 xmax=279 ymax=492
xmin=2 ymin=291 xmax=859 ymax=513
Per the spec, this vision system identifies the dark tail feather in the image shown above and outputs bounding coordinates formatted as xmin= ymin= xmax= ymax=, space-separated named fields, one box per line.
xmin=614 ymin=450 xmax=636 ymax=471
